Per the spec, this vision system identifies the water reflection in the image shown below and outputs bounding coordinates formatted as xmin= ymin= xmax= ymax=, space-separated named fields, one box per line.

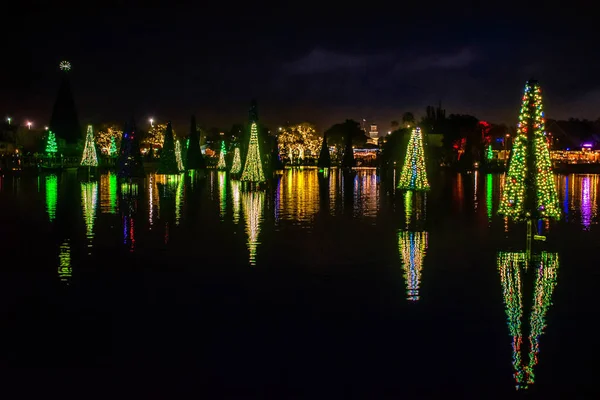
xmin=231 ymin=179 xmax=241 ymax=224
xmin=218 ymin=171 xmax=227 ymax=220
xmin=353 ymin=169 xmax=379 ymax=218
xmin=100 ymin=172 xmax=118 ymax=214
xmin=277 ymin=168 xmax=319 ymax=224
xmin=81 ymin=181 xmax=98 ymax=253
xmin=45 ymin=174 xmax=58 ymax=222
xmin=555 ymin=174 xmax=599 ymax=228
xmin=398 ymin=191 xmax=428 ymax=301
xmin=242 ymin=189 xmax=265 ymax=265
xmin=497 ymin=251 xmax=559 ymax=390
xmin=486 ymin=173 xmax=493 ymax=221
xmin=58 ymin=239 xmax=72 ymax=285
xmin=120 ymin=182 xmax=139 ymax=252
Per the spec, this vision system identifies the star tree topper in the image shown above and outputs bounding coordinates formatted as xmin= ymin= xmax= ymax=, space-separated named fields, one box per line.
xmin=59 ymin=61 xmax=71 ymax=71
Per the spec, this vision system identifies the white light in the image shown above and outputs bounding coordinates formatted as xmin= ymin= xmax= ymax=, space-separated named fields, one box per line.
xmin=149 ymin=118 xmax=154 ymax=127
xmin=26 ymin=121 xmax=32 ymax=129
xmin=45 ymin=126 xmax=48 ymax=130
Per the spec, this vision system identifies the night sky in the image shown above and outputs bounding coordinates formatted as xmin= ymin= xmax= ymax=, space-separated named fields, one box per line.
xmin=4 ymin=4 xmax=600 ymax=133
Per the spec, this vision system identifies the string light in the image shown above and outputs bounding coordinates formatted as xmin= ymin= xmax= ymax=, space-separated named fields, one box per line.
xmin=81 ymin=125 xmax=98 ymax=167
xmin=175 ymin=140 xmax=184 ymax=172
xmin=240 ymin=122 xmax=266 ymax=183
xmin=499 ymin=80 xmax=560 ymax=220
xmin=230 ymin=146 xmax=242 ymax=174
xmin=397 ymin=127 xmax=430 ymax=191
xmin=217 ymin=140 xmax=227 ymax=170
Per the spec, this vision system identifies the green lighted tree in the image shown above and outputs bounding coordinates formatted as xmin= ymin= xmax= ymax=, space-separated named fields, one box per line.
xmin=217 ymin=140 xmax=227 ymax=170
xmin=240 ymin=122 xmax=265 ymax=183
xmin=81 ymin=125 xmax=98 ymax=167
xmin=397 ymin=127 xmax=430 ymax=190
xmin=109 ymin=136 xmax=118 ymax=157
xmin=157 ymin=121 xmax=179 ymax=174
xmin=498 ymin=80 xmax=560 ymax=220
xmin=45 ymin=130 xmax=58 ymax=154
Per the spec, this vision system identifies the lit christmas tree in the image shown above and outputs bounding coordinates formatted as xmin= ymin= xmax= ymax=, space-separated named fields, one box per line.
xmin=230 ymin=146 xmax=242 ymax=175
xmin=109 ymin=136 xmax=118 ymax=157
xmin=317 ymin=133 xmax=331 ymax=170
xmin=499 ymin=80 xmax=560 ymax=220
xmin=117 ymin=121 xmax=144 ymax=178
xmin=486 ymin=144 xmax=493 ymax=161
xmin=175 ymin=139 xmax=184 ymax=172
xmin=45 ymin=130 xmax=58 ymax=154
xmin=217 ymin=140 xmax=227 ymax=170
xmin=185 ymin=115 xmax=206 ymax=170
xmin=81 ymin=125 xmax=98 ymax=167
xmin=397 ymin=127 xmax=430 ymax=190
xmin=240 ymin=122 xmax=266 ymax=183
xmin=157 ymin=121 xmax=179 ymax=174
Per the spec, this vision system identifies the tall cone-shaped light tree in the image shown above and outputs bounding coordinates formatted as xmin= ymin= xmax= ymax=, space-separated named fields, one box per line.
xmin=81 ymin=125 xmax=98 ymax=167
xmin=240 ymin=122 xmax=265 ymax=183
xmin=230 ymin=146 xmax=242 ymax=174
xmin=397 ymin=127 xmax=430 ymax=190
xmin=217 ymin=140 xmax=227 ymax=170
xmin=157 ymin=121 xmax=179 ymax=174
xmin=185 ymin=115 xmax=205 ymax=170
xmin=117 ymin=121 xmax=145 ymax=178
xmin=499 ymin=80 xmax=560 ymax=220
xmin=317 ymin=133 xmax=331 ymax=169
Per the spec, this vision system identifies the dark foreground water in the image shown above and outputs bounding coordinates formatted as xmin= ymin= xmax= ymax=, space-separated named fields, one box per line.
xmin=1 ymin=168 xmax=599 ymax=397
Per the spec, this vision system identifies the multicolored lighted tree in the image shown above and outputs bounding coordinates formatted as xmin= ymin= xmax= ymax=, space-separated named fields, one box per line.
xmin=240 ymin=122 xmax=265 ymax=183
xmin=230 ymin=146 xmax=242 ymax=175
xmin=499 ymin=80 xmax=560 ymax=220
xmin=157 ymin=122 xmax=179 ymax=174
xmin=397 ymin=127 xmax=430 ymax=190
xmin=217 ymin=140 xmax=227 ymax=170
xmin=45 ymin=130 xmax=58 ymax=155
xmin=81 ymin=125 xmax=98 ymax=167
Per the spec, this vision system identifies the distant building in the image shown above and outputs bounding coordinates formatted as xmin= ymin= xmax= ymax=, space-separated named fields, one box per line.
xmin=367 ymin=124 xmax=379 ymax=145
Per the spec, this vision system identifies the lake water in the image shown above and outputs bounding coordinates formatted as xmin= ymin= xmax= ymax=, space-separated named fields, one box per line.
xmin=2 ymin=168 xmax=599 ymax=397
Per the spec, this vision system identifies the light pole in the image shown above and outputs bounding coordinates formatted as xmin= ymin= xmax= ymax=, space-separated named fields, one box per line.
xmin=26 ymin=121 xmax=32 ymax=130
xmin=149 ymin=118 xmax=154 ymax=127
xmin=6 ymin=117 xmax=11 ymax=125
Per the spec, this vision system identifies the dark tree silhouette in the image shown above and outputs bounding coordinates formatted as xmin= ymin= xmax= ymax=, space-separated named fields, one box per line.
xmin=49 ymin=73 xmax=82 ymax=146
xmin=317 ymin=133 xmax=331 ymax=169
xmin=117 ymin=121 xmax=145 ymax=178
xmin=157 ymin=121 xmax=179 ymax=174
xmin=185 ymin=115 xmax=206 ymax=170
